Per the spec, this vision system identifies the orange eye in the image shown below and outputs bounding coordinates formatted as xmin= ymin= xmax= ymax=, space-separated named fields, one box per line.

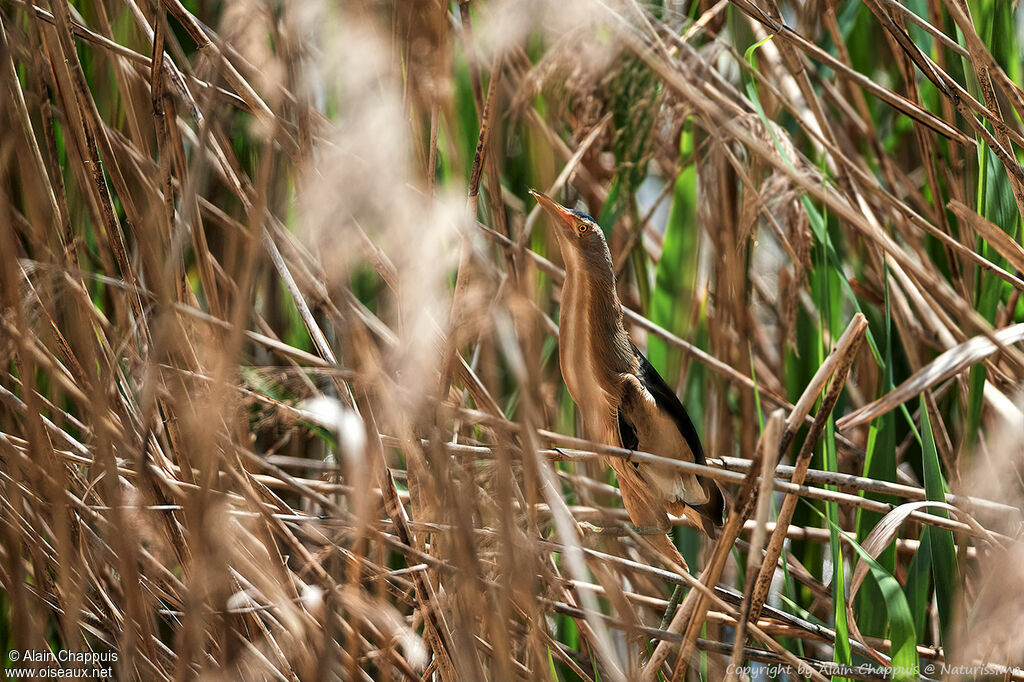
xmin=576 ymin=221 xmax=587 ymax=234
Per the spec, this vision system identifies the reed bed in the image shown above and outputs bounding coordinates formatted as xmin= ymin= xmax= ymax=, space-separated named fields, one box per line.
xmin=1 ymin=1 xmax=1023 ymax=680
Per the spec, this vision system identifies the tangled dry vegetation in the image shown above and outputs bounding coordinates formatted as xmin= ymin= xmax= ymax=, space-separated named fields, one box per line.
xmin=2 ymin=0 xmax=1024 ymax=680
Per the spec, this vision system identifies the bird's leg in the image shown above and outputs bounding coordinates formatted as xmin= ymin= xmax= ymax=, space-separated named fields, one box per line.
xmin=644 ymin=583 xmax=685 ymax=653
xmin=658 ymin=584 xmax=684 ymax=632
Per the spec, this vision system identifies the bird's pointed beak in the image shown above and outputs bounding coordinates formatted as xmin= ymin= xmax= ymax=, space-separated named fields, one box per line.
xmin=530 ymin=190 xmax=575 ymax=233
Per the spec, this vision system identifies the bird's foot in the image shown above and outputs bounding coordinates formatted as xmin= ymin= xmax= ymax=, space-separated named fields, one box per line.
xmin=626 ymin=524 xmax=668 ymax=536
xmin=579 ymin=522 xmax=666 ymax=537
xmin=579 ymin=522 xmax=615 ymax=535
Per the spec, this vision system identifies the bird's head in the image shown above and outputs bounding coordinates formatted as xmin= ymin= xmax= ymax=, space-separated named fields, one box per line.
xmin=530 ymin=190 xmax=606 ymax=256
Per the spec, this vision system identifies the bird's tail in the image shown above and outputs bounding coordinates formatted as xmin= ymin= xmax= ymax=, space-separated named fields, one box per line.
xmin=667 ymin=480 xmax=724 ymax=538
xmin=686 ymin=478 xmax=725 ymax=538
xmin=682 ymin=505 xmax=719 ymax=539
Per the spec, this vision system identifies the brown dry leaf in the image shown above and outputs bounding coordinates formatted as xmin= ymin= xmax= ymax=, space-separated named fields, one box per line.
xmin=837 ymin=323 xmax=1024 ymax=431
xmin=847 ymin=500 xmax=990 ymax=601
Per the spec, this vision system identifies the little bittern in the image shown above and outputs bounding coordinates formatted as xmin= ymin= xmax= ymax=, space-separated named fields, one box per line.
xmin=531 ymin=190 xmax=724 ymax=573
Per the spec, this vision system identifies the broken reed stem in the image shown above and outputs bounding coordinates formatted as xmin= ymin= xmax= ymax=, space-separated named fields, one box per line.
xmin=745 ymin=314 xmax=869 ymax=627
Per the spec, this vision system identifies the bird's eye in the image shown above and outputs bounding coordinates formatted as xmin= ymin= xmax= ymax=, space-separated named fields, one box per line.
xmin=576 ymin=221 xmax=587 ymax=234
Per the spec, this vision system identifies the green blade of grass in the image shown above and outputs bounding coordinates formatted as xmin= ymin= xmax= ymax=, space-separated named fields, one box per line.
xmin=647 ymin=119 xmax=697 ymax=382
xmin=808 ymin=502 xmax=920 ymax=680
xmin=855 ymin=259 xmax=898 ymax=637
xmin=919 ymin=395 xmax=959 ymax=645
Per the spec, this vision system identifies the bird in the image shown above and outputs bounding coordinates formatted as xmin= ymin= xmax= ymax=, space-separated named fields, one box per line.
xmin=530 ymin=189 xmax=724 ymax=575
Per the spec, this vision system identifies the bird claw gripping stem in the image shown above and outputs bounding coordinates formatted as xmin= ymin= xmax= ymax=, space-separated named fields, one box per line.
xmin=579 ymin=522 xmax=667 ymax=536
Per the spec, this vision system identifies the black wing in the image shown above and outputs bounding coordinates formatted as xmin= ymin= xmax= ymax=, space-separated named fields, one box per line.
xmin=619 ymin=345 xmax=724 ymax=528
xmin=618 ymin=346 xmax=724 ymax=524
xmin=630 ymin=344 xmax=707 ymax=466
xmin=617 ymin=409 xmax=639 ymax=470
xmin=617 ymin=410 xmax=638 ymax=450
